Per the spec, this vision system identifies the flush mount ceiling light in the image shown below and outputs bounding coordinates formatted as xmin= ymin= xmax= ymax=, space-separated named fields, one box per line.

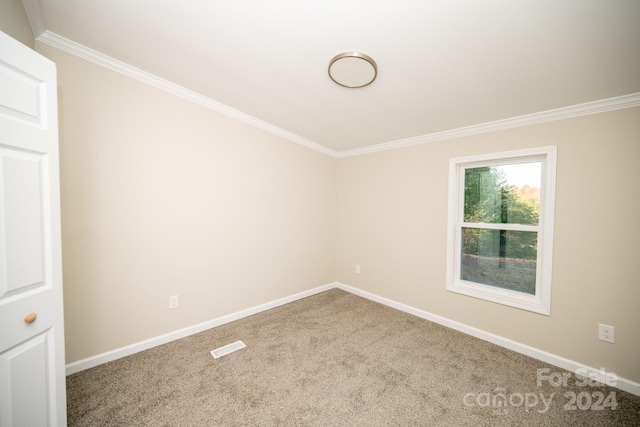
xmin=328 ymin=52 xmax=377 ymax=88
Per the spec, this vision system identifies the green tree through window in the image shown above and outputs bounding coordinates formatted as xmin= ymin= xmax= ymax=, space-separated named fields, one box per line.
xmin=461 ymin=165 xmax=540 ymax=294
xmin=446 ymin=147 xmax=556 ymax=315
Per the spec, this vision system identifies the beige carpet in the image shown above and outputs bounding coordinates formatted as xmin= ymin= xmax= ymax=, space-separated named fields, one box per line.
xmin=67 ymin=289 xmax=640 ymax=426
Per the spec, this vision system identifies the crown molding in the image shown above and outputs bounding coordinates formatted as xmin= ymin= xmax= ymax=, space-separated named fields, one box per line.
xmin=336 ymin=92 xmax=640 ymax=158
xmin=36 ymin=30 xmax=340 ymax=158
xmin=35 ymin=30 xmax=638 ymax=160
xmin=21 ymin=0 xmax=45 ymax=37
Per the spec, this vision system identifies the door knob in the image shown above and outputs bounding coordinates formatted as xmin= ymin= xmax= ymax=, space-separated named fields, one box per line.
xmin=24 ymin=313 xmax=37 ymax=324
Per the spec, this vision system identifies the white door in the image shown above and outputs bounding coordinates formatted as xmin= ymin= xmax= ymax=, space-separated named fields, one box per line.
xmin=0 ymin=31 xmax=66 ymax=426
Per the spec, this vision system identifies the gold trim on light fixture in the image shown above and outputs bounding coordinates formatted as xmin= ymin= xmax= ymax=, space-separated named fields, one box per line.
xmin=328 ymin=51 xmax=377 ymax=88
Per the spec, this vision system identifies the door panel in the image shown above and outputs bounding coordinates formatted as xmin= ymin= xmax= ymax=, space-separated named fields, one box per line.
xmin=0 ymin=331 xmax=51 ymax=426
xmin=0 ymin=149 xmax=45 ymax=296
xmin=0 ymin=58 xmax=43 ymax=126
xmin=0 ymin=31 xmax=66 ymax=426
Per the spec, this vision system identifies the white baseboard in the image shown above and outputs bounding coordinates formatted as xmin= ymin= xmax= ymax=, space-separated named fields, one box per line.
xmin=335 ymin=282 xmax=640 ymax=397
xmin=66 ymin=281 xmax=640 ymax=397
xmin=65 ymin=283 xmax=334 ymax=375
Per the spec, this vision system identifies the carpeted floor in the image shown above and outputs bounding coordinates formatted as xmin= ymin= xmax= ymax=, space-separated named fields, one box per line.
xmin=66 ymin=289 xmax=640 ymax=426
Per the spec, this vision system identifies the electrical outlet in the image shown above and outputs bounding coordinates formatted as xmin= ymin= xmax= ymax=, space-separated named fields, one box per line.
xmin=169 ymin=295 xmax=179 ymax=310
xmin=355 ymin=264 xmax=361 ymax=274
xmin=598 ymin=324 xmax=615 ymax=343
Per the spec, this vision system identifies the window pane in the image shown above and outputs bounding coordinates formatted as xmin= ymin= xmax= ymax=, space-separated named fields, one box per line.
xmin=461 ymin=228 xmax=537 ymax=294
xmin=464 ymin=163 xmax=541 ymax=225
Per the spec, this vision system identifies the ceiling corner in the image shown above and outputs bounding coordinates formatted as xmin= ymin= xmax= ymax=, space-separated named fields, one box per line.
xmin=20 ymin=0 xmax=45 ymax=38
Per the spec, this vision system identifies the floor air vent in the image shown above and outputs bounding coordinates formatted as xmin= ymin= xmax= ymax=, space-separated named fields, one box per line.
xmin=210 ymin=340 xmax=246 ymax=359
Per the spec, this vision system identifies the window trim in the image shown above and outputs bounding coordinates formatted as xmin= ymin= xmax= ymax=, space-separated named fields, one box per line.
xmin=445 ymin=146 xmax=557 ymax=315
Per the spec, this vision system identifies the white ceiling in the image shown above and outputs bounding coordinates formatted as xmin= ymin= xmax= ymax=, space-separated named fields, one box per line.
xmin=25 ymin=0 xmax=640 ymax=155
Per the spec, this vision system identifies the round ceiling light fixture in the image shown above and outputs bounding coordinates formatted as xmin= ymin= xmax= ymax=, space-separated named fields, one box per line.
xmin=328 ymin=51 xmax=377 ymax=88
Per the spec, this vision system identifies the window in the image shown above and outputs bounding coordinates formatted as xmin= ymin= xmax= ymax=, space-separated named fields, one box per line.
xmin=446 ymin=146 xmax=557 ymax=315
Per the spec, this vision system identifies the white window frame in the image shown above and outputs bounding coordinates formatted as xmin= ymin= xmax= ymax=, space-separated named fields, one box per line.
xmin=445 ymin=146 xmax=557 ymax=315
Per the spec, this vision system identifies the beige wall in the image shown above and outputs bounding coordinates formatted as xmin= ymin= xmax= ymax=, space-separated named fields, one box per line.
xmin=36 ymin=43 xmax=337 ymax=363
xmin=337 ymin=107 xmax=640 ymax=384
xmin=0 ymin=0 xmax=34 ymax=48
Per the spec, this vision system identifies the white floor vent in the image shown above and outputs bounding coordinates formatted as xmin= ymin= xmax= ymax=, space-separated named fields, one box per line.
xmin=210 ymin=340 xmax=246 ymax=359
